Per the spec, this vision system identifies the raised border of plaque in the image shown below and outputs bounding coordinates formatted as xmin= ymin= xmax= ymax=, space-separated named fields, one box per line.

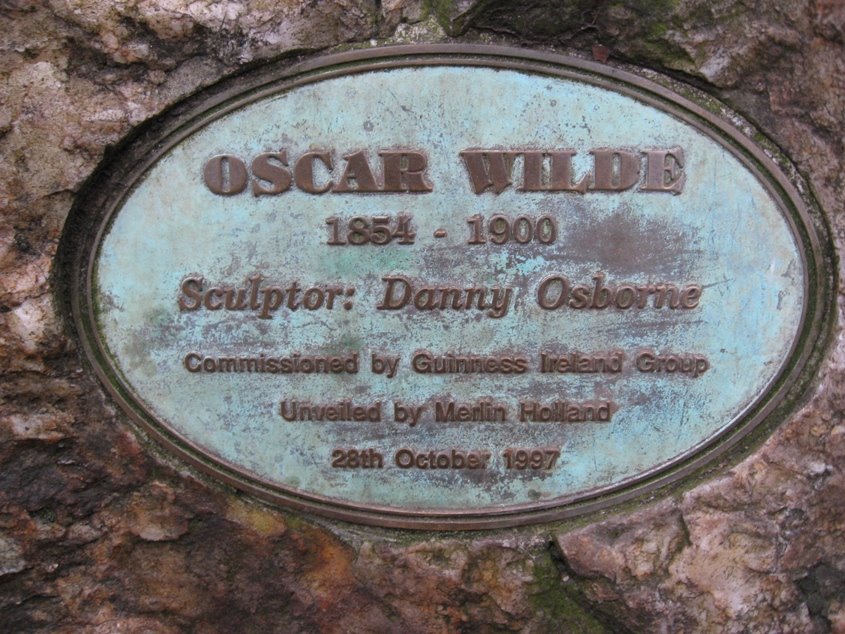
xmin=65 ymin=45 xmax=832 ymax=529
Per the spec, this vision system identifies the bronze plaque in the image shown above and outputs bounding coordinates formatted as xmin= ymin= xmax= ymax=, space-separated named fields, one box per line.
xmin=69 ymin=46 xmax=829 ymax=528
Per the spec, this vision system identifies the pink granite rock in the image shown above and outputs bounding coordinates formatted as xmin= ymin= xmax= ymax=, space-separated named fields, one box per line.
xmin=1 ymin=1 xmax=842 ymax=631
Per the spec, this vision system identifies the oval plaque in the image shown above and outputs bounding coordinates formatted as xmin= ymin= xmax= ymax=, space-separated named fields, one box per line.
xmin=71 ymin=46 xmax=827 ymax=528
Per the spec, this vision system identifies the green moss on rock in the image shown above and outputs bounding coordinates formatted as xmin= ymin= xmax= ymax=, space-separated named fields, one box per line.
xmin=530 ymin=549 xmax=610 ymax=633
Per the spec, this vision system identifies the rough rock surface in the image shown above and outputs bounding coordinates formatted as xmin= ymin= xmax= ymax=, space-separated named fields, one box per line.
xmin=1 ymin=1 xmax=843 ymax=631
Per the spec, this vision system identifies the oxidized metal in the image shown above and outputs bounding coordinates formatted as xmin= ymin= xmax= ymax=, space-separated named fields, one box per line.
xmin=69 ymin=46 xmax=829 ymax=529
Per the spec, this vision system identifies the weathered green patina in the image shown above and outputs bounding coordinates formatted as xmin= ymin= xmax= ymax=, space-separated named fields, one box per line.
xmin=77 ymin=46 xmax=822 ymax=528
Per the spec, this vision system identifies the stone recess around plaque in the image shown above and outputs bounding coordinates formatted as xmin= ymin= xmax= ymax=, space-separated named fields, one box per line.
xmin=65 ymin=45 xmax=832 ymax=529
